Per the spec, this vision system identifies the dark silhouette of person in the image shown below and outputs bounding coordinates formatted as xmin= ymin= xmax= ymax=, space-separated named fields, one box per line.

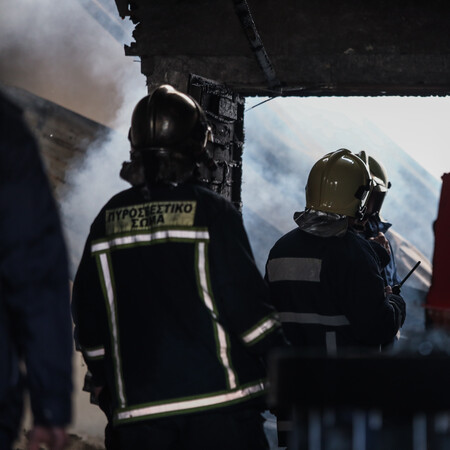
xmin=0 ymin=92 xmax=72 ymax=450
xmin=265 ymin=149 xmax=405 ymax=447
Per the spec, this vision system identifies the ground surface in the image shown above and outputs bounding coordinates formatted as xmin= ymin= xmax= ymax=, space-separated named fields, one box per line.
xmin=14 ymin=432 xmax=104 ymax=450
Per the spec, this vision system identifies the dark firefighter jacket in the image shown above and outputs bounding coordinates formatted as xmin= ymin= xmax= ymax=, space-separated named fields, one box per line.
xmin=72 ymin=182 xmax=285 ymax=426
xmin=0 ymin=92 xmax=72 ymax=433
xmin=265 ymin=226 xmax=403 ymax=354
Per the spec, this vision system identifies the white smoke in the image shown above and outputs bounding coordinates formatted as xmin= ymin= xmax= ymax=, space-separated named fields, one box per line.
xmin=0 ymin=0 xmax=147 ymax=272
xmin=0 ymin=0 xmax=146 ymax=128
xmin=62 ymin=131 xmax=132 ymax=272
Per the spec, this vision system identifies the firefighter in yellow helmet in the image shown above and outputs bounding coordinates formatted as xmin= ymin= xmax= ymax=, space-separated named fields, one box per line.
xmin=304 ymin=148 xmax=373 ymax=221
xmin=265 ymin=149 xmax=405 ymax=447
xmin=72 ymin=85 xmax=286 ymax=450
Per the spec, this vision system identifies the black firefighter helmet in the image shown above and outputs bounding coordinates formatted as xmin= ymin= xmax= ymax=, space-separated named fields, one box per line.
xmin=123 ymin=84 xmax=214 ymax=186
xmin=357 ymin=150 xmax=391 ymax=218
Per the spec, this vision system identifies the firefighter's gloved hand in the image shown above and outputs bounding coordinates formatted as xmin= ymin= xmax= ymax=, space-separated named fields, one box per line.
xmin=392 ymin=284 xmax=401 ymax=295
xmin=369 ymin=240 xmax=391 ymax=269
xmin=388 ymin=294 xmax=406 ymax=328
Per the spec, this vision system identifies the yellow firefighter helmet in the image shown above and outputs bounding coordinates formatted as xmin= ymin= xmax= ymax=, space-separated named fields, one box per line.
xmin=306 ymin=149 xmax=373 ymax=218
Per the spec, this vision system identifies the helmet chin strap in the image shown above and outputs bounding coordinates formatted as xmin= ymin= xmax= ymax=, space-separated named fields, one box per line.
xmin=355 ymin=204 xmax=367 ymax=221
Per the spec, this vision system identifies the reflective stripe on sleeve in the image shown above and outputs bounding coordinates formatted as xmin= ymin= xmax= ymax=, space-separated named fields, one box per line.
xmin=98 ymin=253 xmax=127 ymax=408
xmin=83 ymin=346 xmax=105 ymax=360
xmin=115 ymin=381 xmax=266 ymax=422
xmin=266 ymin=257 xmax=322 ymax=282
xmin=91 ymin=229 xmax=210 ymax=253
xmin=197 ymin=242 xmax=237 ymax=390
xmin=279 ymin=312 xmax=350 ymax=326
xmin=241 ymin=316 xmax=279 ymax=345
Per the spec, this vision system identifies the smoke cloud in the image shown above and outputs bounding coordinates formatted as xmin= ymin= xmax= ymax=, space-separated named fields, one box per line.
xmin=0 ymin=0 xmax=145 ymax=129
xmin=0 ymin=0 xmax=147 ymax=273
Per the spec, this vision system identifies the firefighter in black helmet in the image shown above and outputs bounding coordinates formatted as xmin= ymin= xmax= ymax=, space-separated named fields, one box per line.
xmin=121 ymin=84 xmax=216 ymax=188
xmin=356 ymin=150 xmax=401 ymax=288
xmin=72 ymin=85 xmax=286 ymax=450
xmin=265 ymin=149 xmax=406 ymax=448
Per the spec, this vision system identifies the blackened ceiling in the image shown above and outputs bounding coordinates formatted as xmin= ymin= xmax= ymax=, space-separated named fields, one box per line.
xmin=114 ymin=0 xmax=450 ymax=96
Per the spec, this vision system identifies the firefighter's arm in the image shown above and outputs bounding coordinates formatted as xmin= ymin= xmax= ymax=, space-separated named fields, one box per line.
xmin=337 ymin=239 xmax=405 ymax=345
xmin=72 ymin=239 xmax=108 ymax=388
